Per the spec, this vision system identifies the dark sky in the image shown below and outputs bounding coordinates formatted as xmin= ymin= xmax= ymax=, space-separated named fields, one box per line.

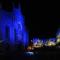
xmin=24 ymin=0 xmax=60 ymax=39
xmin=0 ymin=0 xmax=60 ymax=40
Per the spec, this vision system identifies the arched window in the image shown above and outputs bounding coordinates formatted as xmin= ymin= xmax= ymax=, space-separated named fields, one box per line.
xmin=5 ymin=26 xmax=10 ymax=43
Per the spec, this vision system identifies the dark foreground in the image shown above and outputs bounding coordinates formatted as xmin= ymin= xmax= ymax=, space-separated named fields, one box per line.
xmin=0 ymin=46 xmax=60 ymax=60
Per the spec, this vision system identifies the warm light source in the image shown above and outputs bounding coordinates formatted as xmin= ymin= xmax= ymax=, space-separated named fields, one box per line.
xmin=47 ymin=41 xmax=56 ymax=46
xmin=56 ymin=34 xmax=60 ymax=43
xmin=27 ymin=46 xmax=34 ymax=51
xmin=57 ymin=39 xmax=60 ymax=43
xmin=56 ymin=29 xmax=60 ymax=43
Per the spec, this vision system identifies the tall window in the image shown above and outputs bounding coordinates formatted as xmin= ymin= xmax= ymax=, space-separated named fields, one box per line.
xmin=5 ymin=26 xmax=10 ymax=43
xmin=0 ymin=29 xmax=2 ymax=40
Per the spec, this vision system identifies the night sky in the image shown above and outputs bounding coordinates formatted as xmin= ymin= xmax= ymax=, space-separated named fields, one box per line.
xmin=0 ymin=0 xmax=60 ymax=40
xmin=21 ymin=0 xmax=60 ymax=40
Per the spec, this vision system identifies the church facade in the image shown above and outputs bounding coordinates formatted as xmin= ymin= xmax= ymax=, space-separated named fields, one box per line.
xmin=0 ymin=4 xmax=28 ymax=46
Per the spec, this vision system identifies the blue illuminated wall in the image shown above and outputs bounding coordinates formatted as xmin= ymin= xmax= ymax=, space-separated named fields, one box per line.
xmin=0 ymin=4 xmax=28 ymax=46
